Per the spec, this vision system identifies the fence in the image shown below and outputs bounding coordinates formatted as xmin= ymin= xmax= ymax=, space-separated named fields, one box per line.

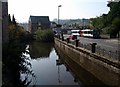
xmin=56 ymin=36 xmax=119 ymax=61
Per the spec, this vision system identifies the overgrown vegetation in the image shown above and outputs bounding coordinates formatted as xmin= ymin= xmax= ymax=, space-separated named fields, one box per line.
xmin=2 ymin=14 xmax=34 ymax=87
xmin=35 ymin=29 xmax=54 ymax=42
xmin=8 ymin=14 xmax=33 ymax=43
xmin=91 ymin=1 xmax=120 ymax=38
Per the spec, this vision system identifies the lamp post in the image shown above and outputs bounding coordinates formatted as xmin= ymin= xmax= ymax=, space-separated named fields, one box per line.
xmin=58 ymin=5 xmax=62 ymax=24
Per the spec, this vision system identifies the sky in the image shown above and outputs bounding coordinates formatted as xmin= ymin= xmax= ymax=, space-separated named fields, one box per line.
xmin=8 ymin=0 xmax=110 ymax=23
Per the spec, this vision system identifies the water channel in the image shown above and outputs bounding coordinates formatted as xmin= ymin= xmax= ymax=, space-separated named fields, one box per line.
xmin=21 ymin=41 xmax=107 ymax=86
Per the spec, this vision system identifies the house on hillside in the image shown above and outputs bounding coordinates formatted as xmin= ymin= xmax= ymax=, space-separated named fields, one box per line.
xmin=28 ymin=16 xmax=50 ymax=33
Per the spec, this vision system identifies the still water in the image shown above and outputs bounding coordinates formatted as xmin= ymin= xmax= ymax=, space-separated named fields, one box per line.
xmin=21 ymin=41 xmax=106 ymax=86
xmin=22 ymin=42 xmax=80 ymax=86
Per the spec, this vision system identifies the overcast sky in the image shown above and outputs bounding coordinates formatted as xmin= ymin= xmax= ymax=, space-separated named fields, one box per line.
xmin=8 ymin=0 xmax=110 ymax=23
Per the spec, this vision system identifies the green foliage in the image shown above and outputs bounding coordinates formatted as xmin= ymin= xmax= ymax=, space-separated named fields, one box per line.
xmin=107 ymin=2 xmax=120 ymax=24
xmin=2 ymin=40 xmax=34 ymax=86
xmin=110 ymin=17 xmax=120 ymax=36
xmin=92 ymin=2 xmax=120 ymax=37
xmin=112 ymin=17 xmax=120 ymax=28
xmin=8 ymin=24 xmax=25 ymax=41
xmin=2 ymin=14 xmax=35 ymax=86
xmin=35 ymin=29 xmax=54 ymax=42
xmin=8 ymin=14 xmax=32 ymax=43
xmin=92 ymin=16 xmax=104 ymax=29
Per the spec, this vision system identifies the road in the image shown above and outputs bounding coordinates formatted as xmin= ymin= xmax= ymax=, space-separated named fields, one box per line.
xmin=63 ymin=34 xmax=119 ymax=52
xmin=78 ymin=37 xmax=119 ymax=51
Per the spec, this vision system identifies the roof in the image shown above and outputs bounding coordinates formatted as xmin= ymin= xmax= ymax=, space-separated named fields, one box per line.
xmin=29 ymin=16 xmax=50 ymax=24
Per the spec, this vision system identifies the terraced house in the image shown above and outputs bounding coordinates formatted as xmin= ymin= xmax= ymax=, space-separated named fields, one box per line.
xmin=28 ymin=16 xmax=50 ymax=33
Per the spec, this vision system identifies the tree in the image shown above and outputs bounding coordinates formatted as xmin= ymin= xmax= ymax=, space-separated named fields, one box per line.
xmin=110 ymin=17 xmax=120 ymax=37
xmin=8 ymin=14 xmax=11 ymax=23
xmin=92 ymin=16 xmax=104 ymax=32
xmin=8 ymin=15 xmax=27 ymax=42
xmin=107 ymin=2 xmax=120 ymax=25
xmin=12 ymin=14 xmax=16 ymax=25
xmin=92 ymin=1 xmax=120 ymax=37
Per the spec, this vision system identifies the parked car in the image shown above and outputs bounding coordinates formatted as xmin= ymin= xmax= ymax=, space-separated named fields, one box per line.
xmin=68 ymin=35 xmax=77 ymax=40
xmin=68 ymin=30 xmax=79 ymax=40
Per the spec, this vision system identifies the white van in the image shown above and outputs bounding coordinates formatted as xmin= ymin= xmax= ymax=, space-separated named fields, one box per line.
xmin=71 ymin=30 xmax=80 ymax=36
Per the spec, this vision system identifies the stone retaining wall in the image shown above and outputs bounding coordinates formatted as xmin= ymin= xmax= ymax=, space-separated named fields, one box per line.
xmin=54 ymin=37 xmax=120 ymax=86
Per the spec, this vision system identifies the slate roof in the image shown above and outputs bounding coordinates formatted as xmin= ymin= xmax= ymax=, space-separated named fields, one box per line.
xmin=29 ymin=16 xmax=50 ymax=24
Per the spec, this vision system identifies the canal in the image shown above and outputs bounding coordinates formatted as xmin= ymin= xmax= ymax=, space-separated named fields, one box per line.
xmin=21 ymin=41 xmax=107 ymax=86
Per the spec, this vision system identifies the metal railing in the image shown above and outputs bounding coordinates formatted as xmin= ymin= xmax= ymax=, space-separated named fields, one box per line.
xmin=55 ymin=36 xmax=119 ymax=61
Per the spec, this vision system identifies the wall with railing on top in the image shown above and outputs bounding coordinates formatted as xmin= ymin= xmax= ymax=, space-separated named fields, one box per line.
xmin=54 ymin=37 xmax=120 ymax=86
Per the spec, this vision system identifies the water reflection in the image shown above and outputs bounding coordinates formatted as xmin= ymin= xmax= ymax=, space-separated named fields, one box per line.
xmin=2 ymin=43 xmax=34 ymax=87
xmin=29 ymin=42 xmax=53 ymax=59
xmin=29 ymin=49 xmax=78 ymax=85
xmin=26 ymin=42 xmax=79 ymax=85
xmin=18 ymin=41 xmax=108 ymax=86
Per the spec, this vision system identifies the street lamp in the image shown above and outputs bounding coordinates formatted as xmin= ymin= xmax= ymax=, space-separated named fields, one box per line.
xmin=58 ymin=5 xmax=62 ymax=24
xmin=57 ymin=5 xmax=63 ymax=40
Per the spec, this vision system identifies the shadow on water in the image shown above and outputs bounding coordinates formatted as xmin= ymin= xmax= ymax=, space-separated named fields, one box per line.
xmin=2 ymin=41 xmax=54 ymax=87
xmin=29 ymin=42 xmax=54 ymax=59
xmin=2 ymin=42 xmax=35 ymax=87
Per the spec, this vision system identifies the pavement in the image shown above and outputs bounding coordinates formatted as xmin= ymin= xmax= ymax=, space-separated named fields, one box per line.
xmin=104 ymin=39 xmax=120 ymax=45
xmin=63 ymin=35 xmax=119 ymax=51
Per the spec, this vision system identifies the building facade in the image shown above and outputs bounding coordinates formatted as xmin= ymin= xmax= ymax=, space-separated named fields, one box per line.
xmin=28 ymin=16 xmax=50 ymax=33
xmin=1 ymin=0 xmax=8 ymax=43
xmin=0 ymin=0 xmax=2 ymax=44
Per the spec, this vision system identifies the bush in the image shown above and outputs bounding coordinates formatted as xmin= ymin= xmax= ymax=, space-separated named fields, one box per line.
xmin=35 ymin=29 xmax=54 ymax=42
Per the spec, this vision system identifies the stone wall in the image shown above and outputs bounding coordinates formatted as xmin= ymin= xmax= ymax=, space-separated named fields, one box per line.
xmin=54 ymin=37 xmax=120 ymax=86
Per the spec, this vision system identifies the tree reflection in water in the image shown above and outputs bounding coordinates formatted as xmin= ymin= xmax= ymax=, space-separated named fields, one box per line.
xmin=29 ymin=42 xmax=54 ymax=59
xmin=2 ymin=42 xmax=35 ymax=87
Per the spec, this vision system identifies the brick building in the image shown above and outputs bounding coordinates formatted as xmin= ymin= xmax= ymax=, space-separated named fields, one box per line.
xmin=28 ymin=16 xmax=50 ymax=33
